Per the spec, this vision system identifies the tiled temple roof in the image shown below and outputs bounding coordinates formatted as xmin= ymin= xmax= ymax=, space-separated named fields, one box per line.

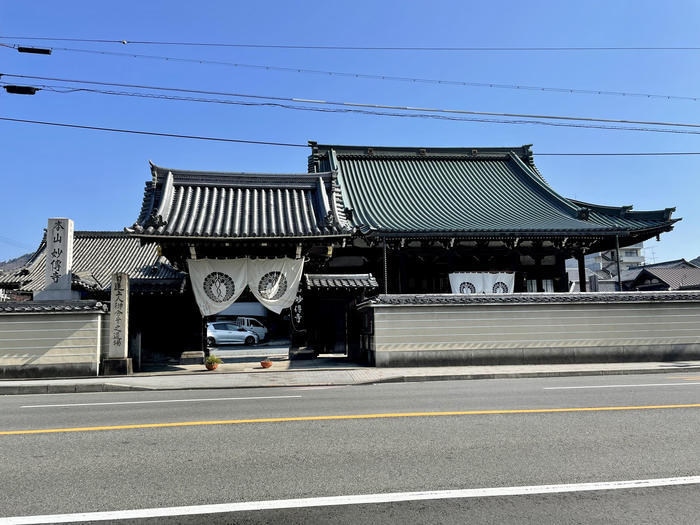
xmin=129 ymin=162 xmax=353 ymax=239
xmin=308 ymin=144 xmax=678 ymax=240
xmin=0 ymin=231 xmax=184 ymax=293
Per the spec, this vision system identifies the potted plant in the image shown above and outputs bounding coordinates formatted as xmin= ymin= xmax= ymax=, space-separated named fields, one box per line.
xmin=205 ymin=354 xmax=223 ymax=371
xmin=260 ymin=357 xmax=272 ymax=369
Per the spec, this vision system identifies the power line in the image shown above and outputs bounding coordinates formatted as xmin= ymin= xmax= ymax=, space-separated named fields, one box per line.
xmin=4 ymin=73 xmax=700 ymax=131
xmin=4 ymin=116 xmax=700 ymax=152
xmin=0 ymin=117 xmax=307 ymax=147
xmin=15 ymin=82 xmax=700 ymax=135
xmin=1 ymin=43 xmax=695 ymax=102
xmin=536 ymin=152 xmax=700 ymax=156
xmin=2 ymin=36 xmax=700 ymax=52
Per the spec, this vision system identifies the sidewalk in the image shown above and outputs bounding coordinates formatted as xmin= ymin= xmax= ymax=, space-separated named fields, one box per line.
xmin=1 ymin=358 xmax=699 ymax=395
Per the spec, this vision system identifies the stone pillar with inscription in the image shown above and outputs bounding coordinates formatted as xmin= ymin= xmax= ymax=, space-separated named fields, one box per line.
xmin=103 ymin=272 xmax=133 ymax=375
xmin=34 ymin=218 xmax=81 ymax=300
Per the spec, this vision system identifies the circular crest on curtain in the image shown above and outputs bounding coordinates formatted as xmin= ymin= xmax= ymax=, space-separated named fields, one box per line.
xmin=203 ymin=272 xmax=236 ymax=302
xmin=492 ymin=281 xmax=509 ymax=293
xmin=258 ymin=271 xmax=288 ymax=300
xmin=459 ymin=282 xmax=476 ymax=294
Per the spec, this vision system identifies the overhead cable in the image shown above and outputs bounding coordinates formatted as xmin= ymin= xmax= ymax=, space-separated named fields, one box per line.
xmin=0 ymin=44 xmax=695 ymax=102
xmin=0 ymin=117 xmax=307 ymax=146
xmin=3 ymin=116 xmax=700 ymax=154
xmin=2 ymin=36 xmax=700 ymax=52
xmin=4 ymin=73 xmax=700 ymax=130
xmin=14 ymin=83 xmax=700 ymax=135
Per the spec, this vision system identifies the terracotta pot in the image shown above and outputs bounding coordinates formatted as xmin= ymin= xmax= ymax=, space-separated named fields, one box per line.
xmin=260 ymin=360 xmax=272 ymax=368
xmin=205 ymin=362 xmax=219 ymax=371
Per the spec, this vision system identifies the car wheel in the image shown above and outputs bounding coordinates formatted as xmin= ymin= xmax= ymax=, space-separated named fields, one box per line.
xmin=207 ymin=337 xmax=216 ymax=347
xmin=245 ymin=336 xmax=255 ymax=346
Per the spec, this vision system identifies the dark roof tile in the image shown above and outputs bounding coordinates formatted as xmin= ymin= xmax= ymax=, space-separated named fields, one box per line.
xmin=309 ymin=144 xmax=678 ymax=239
xmin=129 ymin=163 xmax=353 ymax=239
xmin=0 ymin=231 xmax=184 ymax=293
xmin=306 ymin=273 xmax=378 ymax=290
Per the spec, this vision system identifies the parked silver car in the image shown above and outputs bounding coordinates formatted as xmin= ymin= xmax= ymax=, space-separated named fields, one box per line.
xmin=206 ymin=322 xmax=259 ymax=347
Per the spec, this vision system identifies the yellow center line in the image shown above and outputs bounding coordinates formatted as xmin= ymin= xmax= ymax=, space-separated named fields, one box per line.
xmin=2 ymin=403 xmax=700 ymax=435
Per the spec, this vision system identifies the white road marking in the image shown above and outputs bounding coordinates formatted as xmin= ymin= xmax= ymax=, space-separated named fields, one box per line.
xmin=544 ymin=382 xmax=700 ymax=390
xmin=294 ymin=386 xmax=347 ymax=390
xmin=20 ymin=395 xmax=301 ymax=408
xmin=2 ymin=476 xmax=698 ymax=524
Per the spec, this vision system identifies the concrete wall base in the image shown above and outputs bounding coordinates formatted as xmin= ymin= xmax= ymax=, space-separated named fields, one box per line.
xmin=371 ymin=344 xmax=700 ymax=367
xmin=0 ymin=363 xmax=98 ymax=378
xmin=102 ymin=358 xmax=133 ymax=376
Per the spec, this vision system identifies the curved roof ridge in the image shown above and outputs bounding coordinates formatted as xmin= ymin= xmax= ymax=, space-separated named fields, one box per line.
xmin=131 ymin=161 xmax=350 ymax=239
xmin=149 ymin=160 xmax=331 ymax=179
xmin=570 ymin=199 xmax=677 ymax=222
xmin=507 ymin=152 xmax=582 ymax=217
xmin=310 ymin=143 xmax=534 ymax=157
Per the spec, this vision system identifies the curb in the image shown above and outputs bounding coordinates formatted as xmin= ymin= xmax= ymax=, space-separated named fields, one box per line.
xmin=1 ymin=365 xmax=698 ymax=395
xmin=0 ymin=383 xmax=157 ymax=395
xmin=373 ymin=366 xmax=700 ymax=384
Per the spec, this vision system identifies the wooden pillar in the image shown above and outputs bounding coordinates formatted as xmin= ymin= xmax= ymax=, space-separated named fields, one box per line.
xmin=615 ymin=235 xmax=622 ymax=290
xmin=577 ymin=252 xmax=587 ymax=292
xmin=554 ymin=253 xmax=568 ymax=292
xmin=399 ymin=252 xmax=408 ymax=293
xmin=382 ymin=238 xmax=388 ymax=294
xmin=534 ymin=253 xmax=544 ymax=292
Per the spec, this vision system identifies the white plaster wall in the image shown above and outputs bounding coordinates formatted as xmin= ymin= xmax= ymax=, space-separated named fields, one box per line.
xmin=368 ymin=299 xmax=700 ymax=366
xmin=0 ymin=312 xmax=103 ymax=376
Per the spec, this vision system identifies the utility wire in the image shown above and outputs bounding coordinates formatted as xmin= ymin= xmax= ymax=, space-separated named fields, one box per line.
xmin=1 ymin=44 xmax=695 ymax=102
xmin=0 ymin=117 xmax=307 ymax=147
xmin=536 ymin=152 xmax=700 ymax=156
xmin=15 ymin=83 xmax=700 ymax=135
xmin=2 ymin=116 xmax=700 ymax=154
xmin=2 ymin=36 xmax=700 ymax=51
xmin=4 ymin=73 xmax=700 ymax=130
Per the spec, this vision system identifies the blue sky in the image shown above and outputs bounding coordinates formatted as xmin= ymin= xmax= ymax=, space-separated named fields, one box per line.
xmin=1 ymin=0 xmax=699 ymax=263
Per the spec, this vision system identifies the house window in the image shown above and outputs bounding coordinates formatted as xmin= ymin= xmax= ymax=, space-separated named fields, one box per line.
xmin=542 ymin=279 xmax=554 ymax=292
xmin=624 ymin=250 xmax=637 ymax=257
xmin=526 ymin=279 xmax=538 ymax=292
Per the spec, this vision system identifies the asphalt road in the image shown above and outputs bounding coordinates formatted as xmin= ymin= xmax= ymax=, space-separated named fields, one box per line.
xmin=1 ymin=373 xmax=699 ymax=524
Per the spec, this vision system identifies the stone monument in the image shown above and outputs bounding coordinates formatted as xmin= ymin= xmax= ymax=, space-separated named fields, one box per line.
xmin=103 ymin=272 xmax=133 ymax=375
xmin=34 ymin=218 xmax=80 ymax=300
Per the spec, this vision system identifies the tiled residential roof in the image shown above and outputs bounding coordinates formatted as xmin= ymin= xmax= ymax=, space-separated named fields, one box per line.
xmin=129 ymin=162 xmax=353 ymax=239
xmin=0 ymin=300 xmax=108 ymax=313
xmin=309 ymin=144 xmax=678 ymax=239
xmin=620 ymin=259 xmax=697 ymax=283
xmin=632 ymin=266 xmax=700 ymax=290
xmin=629 ymin=258 xmax=698 ymax=270
xmin=0 ymin=231 xmax=184 ymax=293
xmin=306 ymin=273 xmax=378 ymax=290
